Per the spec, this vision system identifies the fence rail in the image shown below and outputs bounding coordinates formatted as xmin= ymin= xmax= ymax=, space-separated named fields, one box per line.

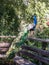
xmin=27 ymin=37 xmax=49 ymax=50
xmin=0 ymin=36 xmax=16 ymax=38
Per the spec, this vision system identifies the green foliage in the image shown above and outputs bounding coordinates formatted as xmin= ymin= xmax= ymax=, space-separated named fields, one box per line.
xmin=23 ymin=0 xmax=47 ymax=22
xmin=35 ymin=27 xmax=49 ymax=39
xmin=0 ymin=0 xmax=49 ymax=36
xmin=0 ymin=0 xmax=20 ymax=36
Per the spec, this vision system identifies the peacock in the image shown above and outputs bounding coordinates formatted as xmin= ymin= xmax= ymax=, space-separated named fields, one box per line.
xmin=7 ymin=14 xmax=37 ymax=59
xmin=16 ymin=14 xmax=37 ymax=47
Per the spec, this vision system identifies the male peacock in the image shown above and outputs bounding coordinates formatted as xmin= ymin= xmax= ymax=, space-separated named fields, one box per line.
xmin=16 ymin=14 xmax=37 ymax=47
xmin=7 ymin=14 xmax=37 ymax=59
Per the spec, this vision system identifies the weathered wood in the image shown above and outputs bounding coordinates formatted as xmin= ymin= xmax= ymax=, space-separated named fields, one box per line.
xmin=21 ymin=45 xmax=49 ymax=56
xmin=0 ymin=54 xmax=7 ymax=59
xmin=0 ymin=43 xmax=10 ymax=54
xmin=27 ymin=37 xmax=49 ymax=51
xmin=19 ymin=50 xmax=49 ymax=64
xmin=13 ymin=37 xmax=49 ymax=65
xmin=14 ymin=55 xmax=36 ymax=65
xmin=0 ymin=36 xmax=16 ymax=38
xmin=0 ymin=48 xmax=9 ymax=54
xmin=0 ymin=42 xmax=10 ymax=48
xmin=27 ymin=37 xmax=49 ymax=43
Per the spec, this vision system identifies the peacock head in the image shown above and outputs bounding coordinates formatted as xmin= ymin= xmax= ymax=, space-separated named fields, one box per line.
xmin=31 ymin=14 xmax=37 ymax=20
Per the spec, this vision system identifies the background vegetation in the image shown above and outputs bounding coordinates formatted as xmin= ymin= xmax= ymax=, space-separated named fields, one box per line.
xmin=0 ymin=0 xmax=49 ymax=36
xmin=0 ymin=0 xmax=49 ymax=64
